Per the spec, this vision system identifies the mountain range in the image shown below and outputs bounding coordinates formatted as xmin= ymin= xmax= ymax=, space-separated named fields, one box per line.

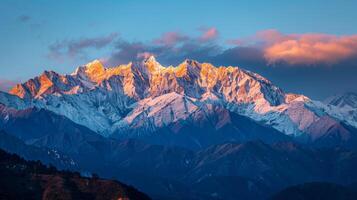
xmin=1 ymin=57 xmax=357 ymax=199
xmin=2 ymin=56 xmax=357 ymax=148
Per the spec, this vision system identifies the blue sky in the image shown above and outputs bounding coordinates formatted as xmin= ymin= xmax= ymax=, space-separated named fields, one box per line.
xmin=1 ymin=0 xmax=357 ymax=99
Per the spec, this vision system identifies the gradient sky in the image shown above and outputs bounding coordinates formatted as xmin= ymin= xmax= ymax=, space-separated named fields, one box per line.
xmin=1 ymin=0 xmax=357 ymax=99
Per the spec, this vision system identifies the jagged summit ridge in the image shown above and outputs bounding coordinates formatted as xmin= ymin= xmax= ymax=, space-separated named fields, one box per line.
xmin=3 ymin=57 xmax=355 ymax=145
xmin=9 ymin=56 xmax=286 ymax=107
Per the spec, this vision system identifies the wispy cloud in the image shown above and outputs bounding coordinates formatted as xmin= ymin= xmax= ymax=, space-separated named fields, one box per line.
xmin=48 ymin=33 xmax=119 ymax=61
xmin=106 ymin=36 xmax=220 ymax=66
xmin=105 ymin=28 xmax=222 ymax=66
xmin=0 ymin=79 xmax=18 ymax=92
xmin=199 ymin=27 xmax=219 ymax=42
xmin=153 ymin=32 xmax=189 ymax=46
xmin=17 ymin=15 xmax=31 ymax=23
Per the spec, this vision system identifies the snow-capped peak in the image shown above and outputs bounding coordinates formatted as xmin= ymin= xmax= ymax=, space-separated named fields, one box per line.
xmin=324 ymin=92 xmax=357 ymax=109
xmin=84 ymin=60 xmax=106 ymax=82
xmin=85 ymin=59 xmax=105 ymax=71
xmin=142 ymin=55 xmax=164 ymax=73
xmin=8 ymin=58 xmax=287 ymax=106
xmin=5 ymin=57 xmax=355 ymax=141
xmin=144 ymin=55 xmax=157 ymax=63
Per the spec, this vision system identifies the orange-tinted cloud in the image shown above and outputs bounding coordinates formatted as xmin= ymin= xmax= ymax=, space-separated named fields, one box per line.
xmin=227 ymin=29 xmax=291 ymax=46
xmin=0 ymin=79 xmax=17 ymax=92
xmin=229 ymin=30 xmax=357 ymax=65
xmin=199 ymin=27 xmax=219 ymax=42
xmin=153 ymin=32 xmax=188 ymax=46
xmin=264 ymin=33 xmax=357 ymax=65
xmin=230 ymin=30 xmax=357 ymax=65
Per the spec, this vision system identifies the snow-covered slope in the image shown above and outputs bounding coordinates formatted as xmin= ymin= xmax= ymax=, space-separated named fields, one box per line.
xmin=325 ymin=92 xmax=357 ymax=109
xmin=1 ymin=56 xmax=356 ymax=145
xmin=320 ymin=92 xmax=357 ymax=129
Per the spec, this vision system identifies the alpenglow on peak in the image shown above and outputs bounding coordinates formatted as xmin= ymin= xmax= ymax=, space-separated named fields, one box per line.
xmin=9 ymin=57 xmax=287 ymax=107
